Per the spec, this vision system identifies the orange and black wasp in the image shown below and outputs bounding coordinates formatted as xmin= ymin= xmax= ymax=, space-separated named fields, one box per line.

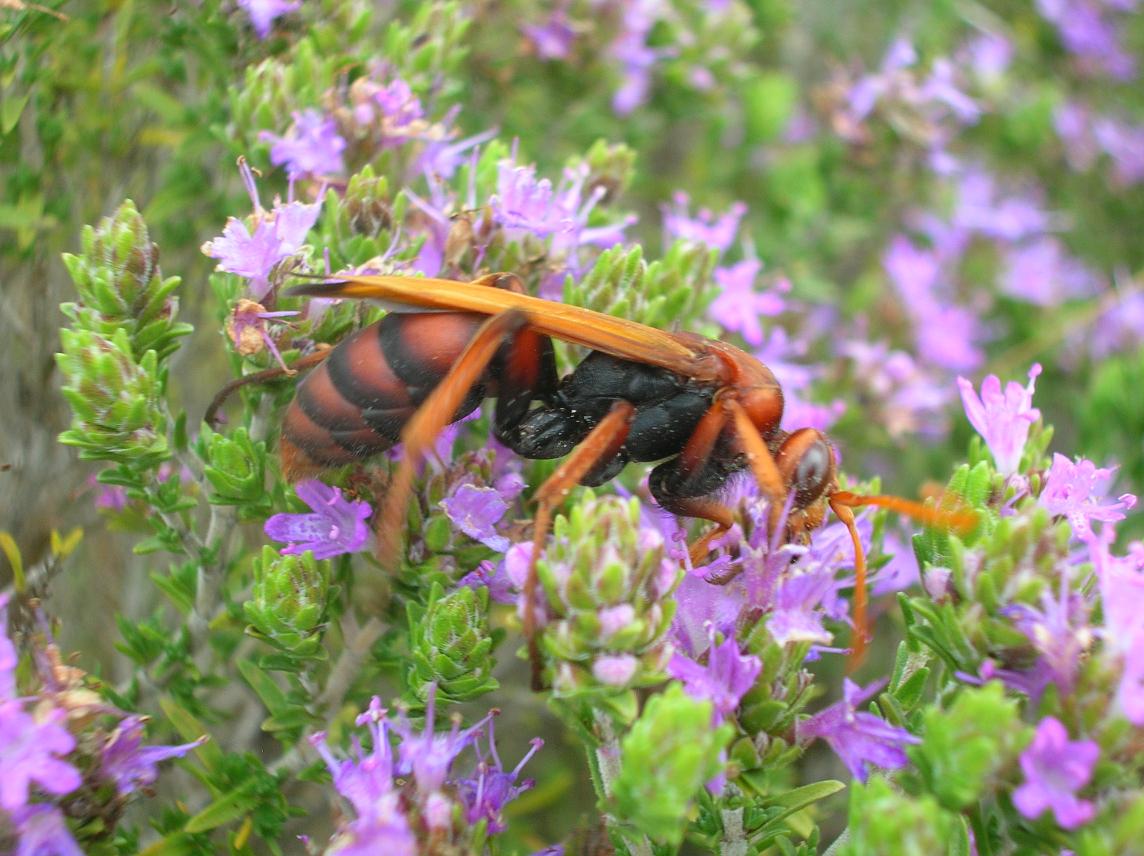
xmin=276 ymin=272 xmax=975 ymax=677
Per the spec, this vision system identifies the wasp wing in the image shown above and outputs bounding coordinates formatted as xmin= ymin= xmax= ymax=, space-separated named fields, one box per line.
xmin=288 ymin=275 xmax=723 ymax=381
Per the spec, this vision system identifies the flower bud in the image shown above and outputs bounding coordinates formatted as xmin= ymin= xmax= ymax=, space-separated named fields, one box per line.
xmin=537 ymin=494 xmax=681 ymax=696
xmin=407 ymin=582 xmax=499 ymax=703
xmin=201 ymin=426 xmax=270 ymax=514
xmin=244 ymin=546 xmax=331 ymax=658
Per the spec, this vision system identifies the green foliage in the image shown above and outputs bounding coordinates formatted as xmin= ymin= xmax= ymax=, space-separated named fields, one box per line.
xmin=611 ymin=683 xmax=735 ymax=846
xmin=845 ymin=776 xmax=973 ymax=856
xmin=910 ymin=683 xmax=1024 ymax=811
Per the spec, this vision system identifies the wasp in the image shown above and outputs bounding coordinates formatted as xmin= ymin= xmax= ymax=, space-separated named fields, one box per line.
xmin=279 ymin=272 xmax=973 ymax=675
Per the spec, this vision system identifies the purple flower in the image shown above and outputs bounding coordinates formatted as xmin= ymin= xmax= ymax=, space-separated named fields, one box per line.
xmin=1013 ymin=716 xmax=1099 ymax=829
xmin=390 ymin=685 xmax=489 ymax=794
xmin=310 ymin=698 xmax=416 ymax=856
xmin=843 ymin=340 xmax=952 ymax=438
xmin=1055 ymin=102 xmax=1102 ymax=172
xmin=709 ymin=261 xmax=789 ymax=346
xmin=1002 ymin=239 xmax=1098 ymax=306
xmin=522 ymin=6 xmax=576 ymax=60
xmin=767 ymin=568 xmax=838 ymax=646
xmin=441 ymin=483 xmax=514 ymax=552
xmin=956 ymin=363 xmax=1042 ymax=476
xmin=1035 ymin=0 xmax=1136 ymax=80
xmin=1094 ymin=118 xmax=1144 ymax=187
xmin=237 ymin=0 xmax=300 ymax=39
xmin=264 ymin=479 xmax=372 ymax=560
xmin=0 ymin=702 xmax=82 ymax=811
xmin=962 ymin=32 xmax=1013 ymax=82
xmin=870 ymin=531 xmax=921 ymax=595
xmin=1003 ymin=588 xmax=1091 ymax=699
xmin=1089 ymin=527 xmax=1144 ymax=723
xmin=953 ymin=170 xmax=1050 ymax=243
xmin=9 ymin=804 xmax=82 ymax=856
xmin=201 ymin=160 xmax=321 ymax=299
xmin=1039 ymin=454 xmax=1137 ymax=539
xmin=662 ymin=192 xmax=747 ymax=253
xmin=260 ymin=109 xmax=346 ymax=179
xmin=99 ymin=715 xmax=206 ymax=796
xmin=458 ymin=560 xmax=516 ymax=605
xmin=456 ymin=719 xmax=542 ymax=834
xmin=668 ymin=628 xmax=762 ymax=723
xmin=797 ymin=679 xmax=919 ymax=782
xmin=609 ymin=0 xmax=663 ymax=115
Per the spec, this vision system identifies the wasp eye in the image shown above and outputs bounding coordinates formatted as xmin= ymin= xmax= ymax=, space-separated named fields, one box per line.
xmin=789 ymin=435 xmax=834 ymax=507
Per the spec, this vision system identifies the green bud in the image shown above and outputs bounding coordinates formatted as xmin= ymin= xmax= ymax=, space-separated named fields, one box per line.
xmin=407 ymin=582 xmax=499 ymax=703
xmin=244 ymin=546 xmax=331 ymax=658
xmin=60 ymin=200 xmax=191 ymax=362
xmin=56 ymin=327 xmax=169 ymax=468
xmin=200 ymin=426 xmax=270 ymax=515
xmin=576 ymin=139 xmax=636 ymax=204
xmin=910 ymin=683 xmax=1023 ymax=811
xmin=845 ymin=776 xmax=971 ymax=856
xmin=566 ymin=242 xmax=717 ymax=333
xmin=537 ymin=493 xmax=681 ymax=696
xmin=611 ymin=683 xmax=734 ymax=846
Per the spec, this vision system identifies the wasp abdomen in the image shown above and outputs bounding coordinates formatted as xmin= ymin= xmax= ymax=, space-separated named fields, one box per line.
xmin=281 ymin=312 xmax=487 ymax=479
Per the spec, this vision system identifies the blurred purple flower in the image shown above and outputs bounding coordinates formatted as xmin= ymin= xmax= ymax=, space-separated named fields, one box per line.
xmin=1088 ymin=527 xmax=1144 ymax=723
xmin=1002 ymin=239 xmax=1099 ymax=305
xmin=956 ymin=363 xmax=1041 ymax=476
xmin=1093 ymin=118 xmax=1144 ymax=187
xmin=917 ymin=58 xmax=981 ymax=124
xmin=1055 ymin=102 xmax=1103 ymax=172
xmin=1003 ymin=588 xmax=1091 ymax=699
xmin=310 ymin=698 xmax=416 ymax=856
xmin=914 ymin=303 xmax=984 ymax=373
xmin=201 ymin=161 xmax=321 ymax=299
xmin=238 ymin=0 xmax=300 ymax=39
xmin=668 ymin=627 xmax=762 ymax=723
xmin=260 ymin=109 xmax=346 ymax=179
xmin=843 ymin=340 xmax=951 ymax=438
xmin=662 ymin=192 xmax=747 ymax=253
xmin=522 ymin=6 xmax=576 ymax=60
xmin=1039 ymin=454 xmax=1137 ymax=539
xmin=0 ymin=702 xmax=82 ymax=811
xmin=264 ymin=480 xmax=372 ymax=559
xmin=100 ymin=715 xmax=206 ymax=797
xmin=780 ymin=390 xmax=846 ymax=433
xmin=1013 ymin=716 xmax=1098 ymax=829
xmin=609 ymin=0 xmax=663 ymax=114
xmin=457 ymin=721 xmax=542 ymax=834
xmin=1035 ymin=0 xmax=1136 ymax=80
xmin=954 ymin=170 xmax=1050 ymax=242
xmin=9 ymin=804 xmax=82 ymax=856
xmin=883 ymin=235 xmax=941 ymax=299
xmin=869 ymin=531 xmax=921 ymax=595
xmin=962 ymin=32 xmax=1013 ymax=82
xmin=846 ymin=38 xmax=917 ymax=121
xmin=797 ymin=678 xmax=919 ymax=782
xmin=710 ymin=261 xmax=789 ymax=346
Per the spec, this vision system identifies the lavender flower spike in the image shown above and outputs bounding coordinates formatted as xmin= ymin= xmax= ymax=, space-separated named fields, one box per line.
xmin=797 ymin=679 xmax=919 ymax=782
xmin=956 ymin=363 xmax=1041 ymax=475
xmin=264 ymin=480 xmax=372 ymax=560
xmin=1013 ymin=716 xmax=1099 ymax=829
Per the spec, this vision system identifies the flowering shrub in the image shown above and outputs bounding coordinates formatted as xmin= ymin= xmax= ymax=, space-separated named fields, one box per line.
xmin=3 ymin=0 xmax=1142 ymax=853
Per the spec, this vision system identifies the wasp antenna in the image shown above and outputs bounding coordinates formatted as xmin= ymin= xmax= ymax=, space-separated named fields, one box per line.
xmin=830 ymin=490 xmax=978 ymax=535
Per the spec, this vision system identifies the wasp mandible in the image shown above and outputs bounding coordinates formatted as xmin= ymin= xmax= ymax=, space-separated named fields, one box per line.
xmin=279 ymin=272 xmax=974 ymax=675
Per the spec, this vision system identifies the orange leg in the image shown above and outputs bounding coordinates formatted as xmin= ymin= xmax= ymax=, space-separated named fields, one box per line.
xmin=724 ymin=399 xmax=788 ymax=525
xmin=525 ymin=400 xmax=635 ymax=689
xmin=376 ymin=309 xmax=529 ymax=567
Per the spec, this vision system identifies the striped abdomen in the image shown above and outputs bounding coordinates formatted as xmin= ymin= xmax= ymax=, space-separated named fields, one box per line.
xmin=281 ymin=312 xmax=492 ymax=479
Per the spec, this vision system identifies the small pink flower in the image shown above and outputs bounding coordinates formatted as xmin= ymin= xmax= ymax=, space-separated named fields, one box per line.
xmin=956 ymin=363 xmax=1041 ymax=475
